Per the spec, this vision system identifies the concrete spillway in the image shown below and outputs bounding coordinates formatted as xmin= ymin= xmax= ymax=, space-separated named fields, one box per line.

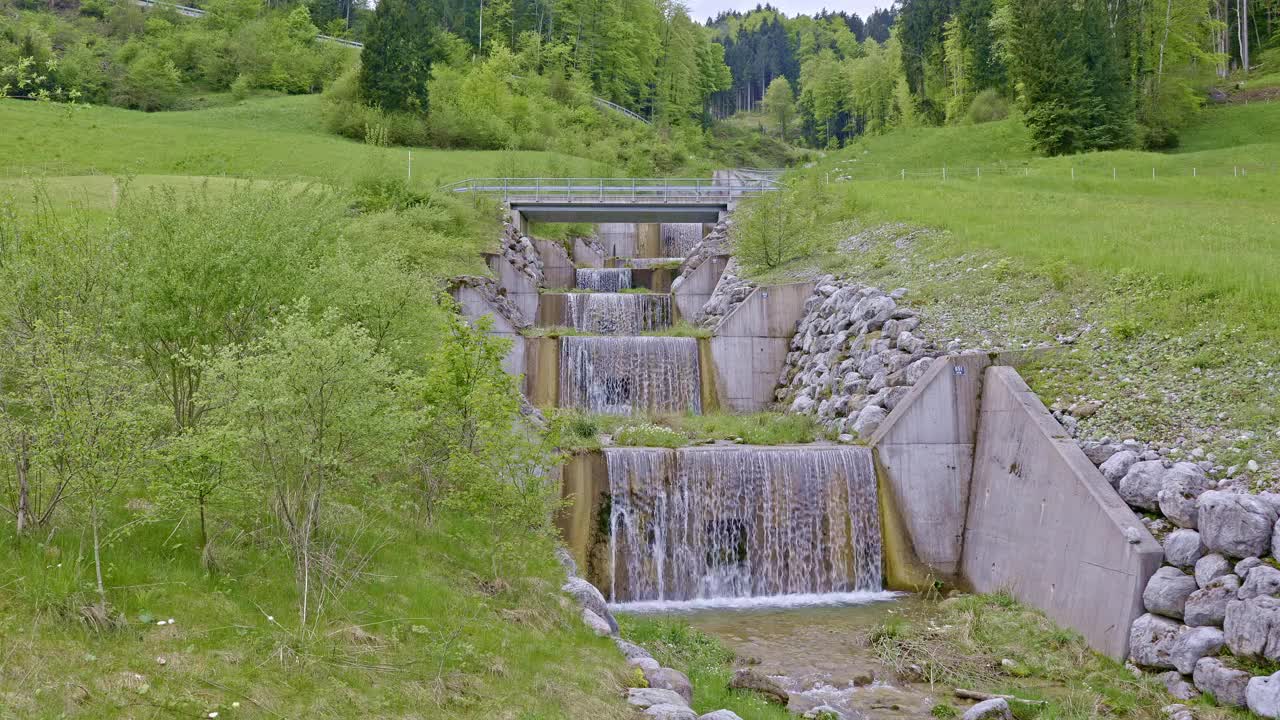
xmin=558 ymin=336 xmax=702 ymax=415
xmin=576 ymin=268 xmax=632 ymax=292
xmin=564 ymin=293 xmax=671 ymax=334
xmin=560 ymin=446 xmax=883 ymax=604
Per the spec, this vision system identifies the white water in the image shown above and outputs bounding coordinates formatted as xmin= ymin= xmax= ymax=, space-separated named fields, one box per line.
xmin=559 ymin=337 xmax=702 ymax=415
xmin=576 ymin=268 xmax=632 ymax=292
xmin=611 ymin=590 xmax=902 ymax=614
xmin=565 ymin=293 xmax=671 ymax=334
xmin=661 ymin=223 xmax=703 ymax=257
xmin=605 ymin=446 xmax=883 ymax=603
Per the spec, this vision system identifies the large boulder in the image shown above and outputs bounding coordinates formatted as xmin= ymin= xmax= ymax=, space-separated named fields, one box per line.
xmin=961 ymin=698 xmax=1013 ymax=720
xmin=1129 ymin=613 xmax=1182 ymax=668
xmin=615 ymin=637 xmax=655 ymax=662
xmin=1195 ymin=554 xmax=1233 ymax=588
xmin=627 ymin=688 xmax=690 ymax=710
xmin=1144 ymin=566 xmax=1198 ymax=620
xmin=1100 ymin=450 xmax=1140 ymax=486
xmin=581 ymin=608 xmax=612 ymax=636
xmin=1119 ymin=461 xmax=1167 ymax=511
xmin=1225 ymin=595 xmax=1280 ymax=660
xmin=562 ymin=578 xmax=618 ymax=634
xmin=644 ymin=705 xmax=698 ymax=720
xmin=1159 ymin=463 xmax=1215 ymax=528
xmin=1193 ymin=657 xmax=1250 ymax=707
xmin=729 ymin=669 xmax=789 ymax=705
xmin=1198 ymin=491 xmax=1278 ymax=558
xmin=644 ymin=667 xmax=694 ymax=705
xmin=1240 ymin=565 xmax=1280 ymax=600
xmin=1164 ymin=530 xmax=1206 ymax=569
xmin=851 ymin=405 xmax=888 ymax=439
xmin=1249 ymin=672 xmax=1280 ymax=718
xmin=1185 ymin=574 xmax=1241 ymax=627
xmin=1170 ymin=625 xmax=1224 ymax=674
xmin=699 ymin=712 xmax=745 ymax=720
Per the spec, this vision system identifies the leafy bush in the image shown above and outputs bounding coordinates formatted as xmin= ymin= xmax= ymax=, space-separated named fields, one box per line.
xmin=965 ymin=89 xmax=1010 ymax=125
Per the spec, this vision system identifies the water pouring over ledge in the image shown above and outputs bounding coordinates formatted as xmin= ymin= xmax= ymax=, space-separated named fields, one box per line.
xmin=559 ymin=337 xmax=702 ymax=415
xmin=564 ymin=293 xmax=671 ymax=334
xmin=604 ymin=446 xmax=884 ymax=606
xmin=576 ymin=268 xmax=631 ymax=292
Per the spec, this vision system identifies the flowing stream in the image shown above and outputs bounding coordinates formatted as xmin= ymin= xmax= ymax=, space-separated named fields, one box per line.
xmin=564 ymin=293 xmax=671 ymax=334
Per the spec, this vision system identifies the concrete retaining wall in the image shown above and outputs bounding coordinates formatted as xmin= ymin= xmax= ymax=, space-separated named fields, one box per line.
xmin=534 ymin=239 xmax=575 ymax=290
xmin=870 ymin=355 xmax=1161 ymax=660
xmin=485 ymin=253 xmax=540 ymax=322
xmin=574 ymin=238 xmax=606 ymax=268
xmin=962 ymin=366 xmax=1162 ymax=660
xmin=672 ymin=255 xmax=729 ymax=321
xmin=451 ymin=286 xmax=526 ymax=379
xmin=708 ymin=282 xmax=814 ymax=411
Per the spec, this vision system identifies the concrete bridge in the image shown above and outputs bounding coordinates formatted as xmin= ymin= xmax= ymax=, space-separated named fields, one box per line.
xmin=442 ymin=177 xmax=778 ymax=225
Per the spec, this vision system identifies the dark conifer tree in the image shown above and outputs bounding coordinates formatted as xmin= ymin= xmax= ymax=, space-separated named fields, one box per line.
xmin=359 ymin=0 xmax=438 ymax=113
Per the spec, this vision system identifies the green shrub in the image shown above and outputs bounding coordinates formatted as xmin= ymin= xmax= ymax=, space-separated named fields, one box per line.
xmin=965 ymin=89 xmax=1010 ymax=125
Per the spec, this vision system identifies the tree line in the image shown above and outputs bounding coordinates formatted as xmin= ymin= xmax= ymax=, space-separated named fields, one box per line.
xmin=710 ymin=0 xmax=1280 ymax=154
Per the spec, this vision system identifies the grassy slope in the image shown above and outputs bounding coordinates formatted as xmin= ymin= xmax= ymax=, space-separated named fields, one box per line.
xmin=0 ymin=96 xmax=606 ymax=188
xmin=0 ymin=98 xmax=630 ymax=718
xmin=761 ymin=103 xmax=1280 ymax=478
xmin=0 ymin=508 xmax=632 ymax=719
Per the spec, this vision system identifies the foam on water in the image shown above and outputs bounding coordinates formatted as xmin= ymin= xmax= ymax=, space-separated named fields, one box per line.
xmin=576 ymin=268 xmax=632 ymax=292
xmin=564 ymin=293 xmax=671 ymax=334
xmin=610 ymin=590 xmax=902 ymax=614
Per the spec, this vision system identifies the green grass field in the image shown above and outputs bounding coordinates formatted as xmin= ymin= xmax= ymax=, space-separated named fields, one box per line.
xmin=0 ymin=96 xmax=606 ymax=190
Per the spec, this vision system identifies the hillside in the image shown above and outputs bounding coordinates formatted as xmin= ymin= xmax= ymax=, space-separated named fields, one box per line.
xmin=742 ymin=100 xmax=1280 ymax=486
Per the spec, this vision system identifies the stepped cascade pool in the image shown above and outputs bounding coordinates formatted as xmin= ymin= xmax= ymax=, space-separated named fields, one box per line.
xmin=564 ymin=293 xmax=671 ymax=334
xmin=603 ymin=446 xmax=883 ymax=604
xmin=576 ymin=268 xmax=631 ymax=292
xmin=558 ymin=336 xmax=702 ymax=415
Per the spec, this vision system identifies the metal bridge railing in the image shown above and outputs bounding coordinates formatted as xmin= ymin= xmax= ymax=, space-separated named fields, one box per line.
xmin=440 ymin=177 xmax=779 ymax=203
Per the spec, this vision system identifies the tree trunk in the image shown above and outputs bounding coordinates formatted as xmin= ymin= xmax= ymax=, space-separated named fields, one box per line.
xmin=91 ymin=503 xmax=106 ymax=611
xmin=1238 ymin=0 xmax=1249 ymax=73
xmin=14 ymin=434 xmax=30 ymax=536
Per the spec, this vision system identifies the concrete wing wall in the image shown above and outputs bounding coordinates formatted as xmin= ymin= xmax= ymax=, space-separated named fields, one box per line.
xmin=452 ymin=286 xmax=527 ymax=379
xmin=486 ymin=253 xmax=540 ymax=322
xmin=708 ymin=282 xmax=814 ymax=412
xmin=869 ymin=354 xmax=989 ymax=577
xmin=962 ymin=366 xmax=1162 ymax=660
xmin=672 ymin=255 xmax=729 ymax=322
xmin=534 ymin=239 xmax=575 ymax=290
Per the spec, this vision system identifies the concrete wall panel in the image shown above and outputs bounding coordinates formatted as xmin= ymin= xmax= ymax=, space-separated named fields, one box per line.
xmin=962 ymin=366 xmax=1162 ymax=660
xmin=534 ymin=239 xmax=575 ymax=290
xmin=672 ymin=255 xmax=729 ymax=321
xmin=574 ymin=238 xmax=606 ymax=268
xmin=708 ymin=283 xmax=814 ymax=411
xmin=451 ymin=286 xmax=526 ymax=379
xmin=486 ymin=253 xmax=540 ymax=322
xmin=869 ymin=354 xmax=990 ymax=576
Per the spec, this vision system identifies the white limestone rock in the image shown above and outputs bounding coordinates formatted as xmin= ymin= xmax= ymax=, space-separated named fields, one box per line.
xmin=1120 ymin=460 xmax=1168 ymax=511
xmin=1144 ymin=566 xmax=1198 ymax=620
xmin=1164 ymin=530 xmax=1206 ymax=569
xmin=1225 ymin=595 xmax=1280 ymax=660
xmin=1160 ymin=463 xmax=1216 ymax=529
xmin=644 ymin=704 xmax=698 ymax=720
xmin=644 ymin=667 xmax=694 ymax=704
xmin=1185 ymin=574 xmax=1241 ymax=627
xmin=1240 ymin=565 xmax=1280 ymax=600
xmin=1100 ymin=450 xmax=1140 ymax=486
xmin=1194 ymin=553 xmax=1233 ymax=588
xmin=699 ymin=712 xmax=746 ymax=720
xmin=1159 ymin=670 xmax=1200 ymax=700
xmin=1170 ymin=625 xmax=1224 ymax=674
xmin=1129 ymin=613 xmax=1183 ymax=669
xmin=1249 ymin=671 xmax=1280 ymax=718
xmin=1199 ymin=491 xmax=1277 ymax=558
xmin=960 ymin=698 xmax=1012 ymax=720
xmin=1193 ymin=656 xmax=1250 ymax=707
xmin=627 ymin=688 xmax=690 ymax=710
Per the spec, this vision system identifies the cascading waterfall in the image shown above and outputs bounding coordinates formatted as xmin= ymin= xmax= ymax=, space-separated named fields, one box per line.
xmin=559 ymin=337 xmax=701 ymax=415
xmin=661 ymin=224 xmax=703 ymax=257
xmin=576 ymin=268 xmax=632 ymax=292
xmin=565 ymin=293 xmax=671 ymax=334
xmin=605 ymin=446 xmax=882 ymax=603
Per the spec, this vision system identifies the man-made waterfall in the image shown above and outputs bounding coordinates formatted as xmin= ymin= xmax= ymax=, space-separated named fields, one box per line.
xmin=565 ymin=293 xmax=671 ymax=334
xmin=605 ymin=446 xmax=882 ymax=604
xmin=559 ymin=337 xmax=701 ymax=415
xmin=661 ymin=223 xmax=703 ymax=257
xmin=576 ymin=268 xmax=631 ymax=292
